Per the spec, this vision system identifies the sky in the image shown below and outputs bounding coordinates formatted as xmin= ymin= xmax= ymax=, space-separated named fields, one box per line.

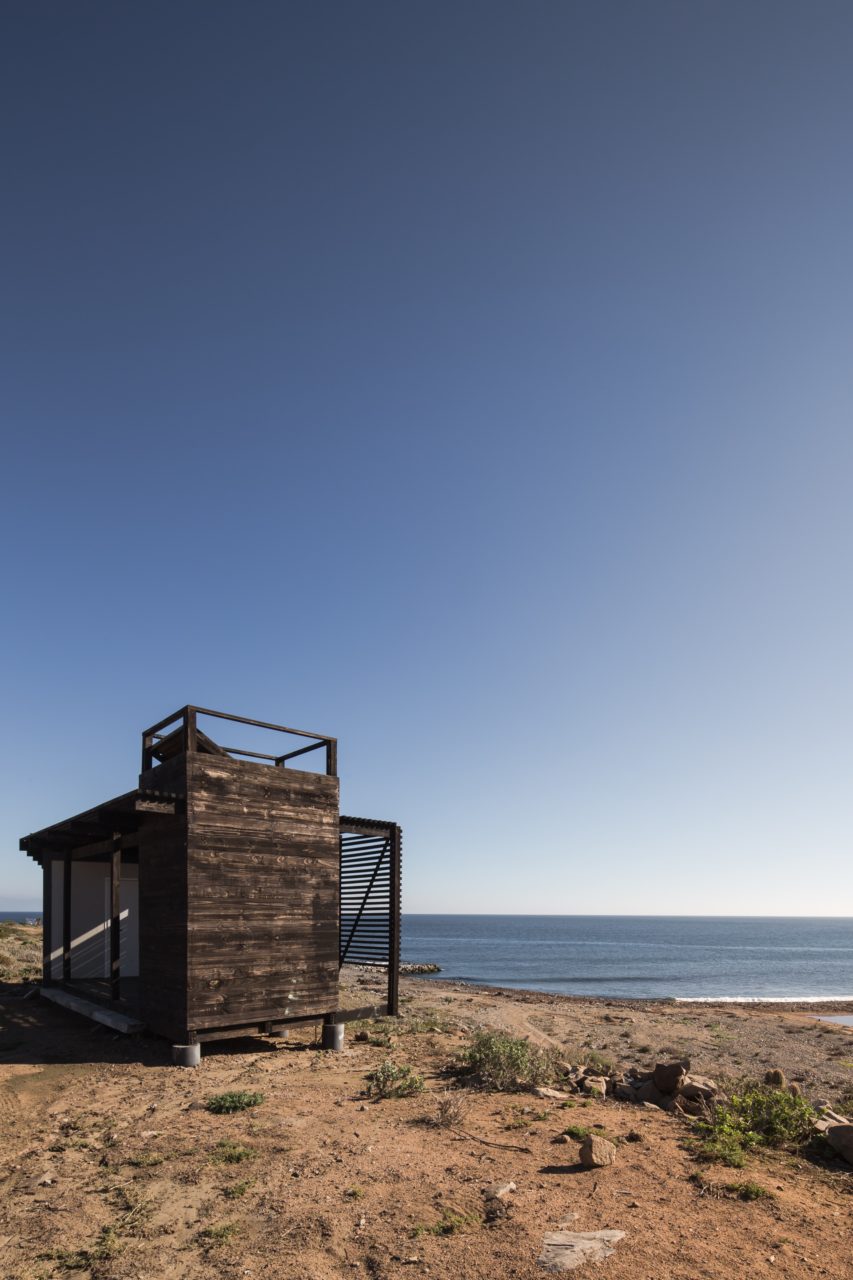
xmin=2 ymin=1 xmax=852 ymax=915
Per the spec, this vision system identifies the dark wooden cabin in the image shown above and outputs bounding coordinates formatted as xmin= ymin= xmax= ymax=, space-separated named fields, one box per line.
xmin=20 ymin=706 xmax=401 ymax=1060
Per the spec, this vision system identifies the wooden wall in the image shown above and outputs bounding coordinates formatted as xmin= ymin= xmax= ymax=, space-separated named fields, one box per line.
xmin=185 ymin=754 xmax=340 ymax=1031
xmin=137 ymin=757 xmax=189 ymax=1041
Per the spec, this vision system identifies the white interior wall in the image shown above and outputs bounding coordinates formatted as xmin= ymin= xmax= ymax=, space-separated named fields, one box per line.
xmin=47 ymin=859 xmax=140 ymax=981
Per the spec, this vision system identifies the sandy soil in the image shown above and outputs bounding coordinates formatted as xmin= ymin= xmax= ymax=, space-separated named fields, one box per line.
xmin=0 ymin=928 xmax=851 ymax=1279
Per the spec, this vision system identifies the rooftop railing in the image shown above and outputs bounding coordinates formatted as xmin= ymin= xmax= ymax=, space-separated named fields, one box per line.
xmin=141 ymin=705 xmax=337 ymax=776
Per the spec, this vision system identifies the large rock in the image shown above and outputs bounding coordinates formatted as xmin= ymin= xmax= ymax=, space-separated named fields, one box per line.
xmin=579 ymin=1135 xmax=617 ymax=1168
xmin=653 ymin=1062 xmax=687 ymax=1095
xmin=538 ymin=1229 xmax=625 ymax=1271
xmin=825 ymin=1123 xmax=853 ymax=1165
xmin=680 ymin=1075 xmax=717 ymax=1101
xmin=633 ymin=1079 xmax=669 ymax=1108
xmin=582 ymin=1076 xmax=607 ymax=1099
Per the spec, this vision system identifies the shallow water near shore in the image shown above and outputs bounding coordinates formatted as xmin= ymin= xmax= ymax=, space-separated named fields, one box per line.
xmin=402 ymin=914 xmax=853 ymax=1001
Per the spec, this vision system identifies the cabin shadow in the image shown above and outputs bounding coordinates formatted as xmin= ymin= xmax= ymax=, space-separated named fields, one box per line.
xmin=0 ymin=989 xmax=322 ymax=1067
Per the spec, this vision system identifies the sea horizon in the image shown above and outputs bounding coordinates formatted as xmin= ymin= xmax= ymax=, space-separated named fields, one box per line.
xmin=400 ymin=913 xmax=853 ymax=1001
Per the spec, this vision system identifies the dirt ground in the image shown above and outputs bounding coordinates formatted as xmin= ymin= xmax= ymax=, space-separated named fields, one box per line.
xmin=1 ymin=928 xmax=852 ymax=1280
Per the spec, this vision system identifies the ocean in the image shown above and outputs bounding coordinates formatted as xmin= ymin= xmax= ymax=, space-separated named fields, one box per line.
xmin=400 ymin=915 xmax=853 ymax=1001
xmin=6 ymin=910 xmax=852 ymax=1001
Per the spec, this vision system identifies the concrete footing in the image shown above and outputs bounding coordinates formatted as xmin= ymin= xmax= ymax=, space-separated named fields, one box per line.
xmin=321 ymin=1022 xmax=344 ymax=1052
xmin=172 ymin=1042 xmax=201 ymax=1067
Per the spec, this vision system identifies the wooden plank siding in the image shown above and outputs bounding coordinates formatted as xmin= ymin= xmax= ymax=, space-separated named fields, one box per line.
xmin=137 ymin=810 xmax=189 ymax=1042
xmin=185 ymin=754 xmax=340 ymax=1031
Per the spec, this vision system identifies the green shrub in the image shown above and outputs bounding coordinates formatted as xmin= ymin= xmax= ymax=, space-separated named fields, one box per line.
xmin=223 ymin=1180 xmax=253 ymax=1199
xmin=206 ymin=1091 xmax=264 ymax=1114
xmin=464 ymin=1030 xmax=556 ymax=1091
xmin=211 ymin=1139 xmax=255 ymax=1164
xmin=199 ymin=1223 xmax=240 ymax=1244
xmin=561 ymin=1124 xmax=592 ymax=1141
xmin=412 ymin=1209 xmax=480 ymax=1237
xmin=724 ymin=1181 xmax=774 ymax=1201
xmin=365 ymin=1059 xmax=425 ymax=1099
xmin=695 ymin=1083 xmax=815 ymax=1166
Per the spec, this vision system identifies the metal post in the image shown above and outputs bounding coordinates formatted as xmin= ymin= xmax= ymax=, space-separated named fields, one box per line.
xmin=322 ymin=1017 xmax=344 ymax=1051
xmin=110 ymin=837 xmax=121 ymax=1002
xmin=62 ymin=851 xmax=72 ymax=982
xmin=388 ymin=825 xmax=401 ymax=1016
xmin=42 ymin=860 xmax=53 ymax=986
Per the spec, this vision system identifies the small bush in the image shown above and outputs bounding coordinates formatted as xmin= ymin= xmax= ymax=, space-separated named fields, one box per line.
xmin=412 ymin=1209 xmax=480 ymax=1237
xmin=434 ymin=1090 xmax=469 ymax=1128
xmin=199 ymin=1223 xmax=240 ymax=1244
xmin=464 ymin=1030 xmax=556 ymax=1091
xmin=695 ymin=1083 xmax=815 ymax=1166
xmin=206 ymin=1091 xmax=264 ymax=1114
xmin=562 ymin=1124 xmax=592 ymax=1141
xmin=724 ymin=1181 xmax=774 ymax=1201
xmin=223 ymin=1180 xmax=253 ymax=1199
xmin=211 ymin=1139 xmax=255 ymax=1164
xmin=365 ymin=1059 xmax=425 ymax=1099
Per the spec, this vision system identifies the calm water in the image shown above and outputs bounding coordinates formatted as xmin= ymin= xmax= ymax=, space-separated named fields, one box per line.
xmin=401 ymin=915 xmax=853 ymax=1001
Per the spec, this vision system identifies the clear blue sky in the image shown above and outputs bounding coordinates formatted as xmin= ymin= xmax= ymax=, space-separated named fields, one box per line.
xmin=2 ymin=2 xmax=852 ymax=915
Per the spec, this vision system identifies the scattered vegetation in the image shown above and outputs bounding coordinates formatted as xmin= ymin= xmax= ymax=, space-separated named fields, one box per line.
xmin=463 ymin=1029 xmax=556 ymax=1091
xmin=402 ymin=1009 xmax=454 ymax=1035
xmin=433 ymin=1090 xmax=469 ymax=1128
xmin=581 ymin=1049 xmax=614 ymax=1074
xmin=206 ymin=1090 xmax=264 ymax=1114
xmin=223 ymin=1179 xmax=254 ymax=1199
xmin=561 ymin=1124 xmax=593 ymax=1141
xmin=724 ymin=1181 xmax=774 ymax=1201
xmin=412 ymin=1209 xmax=481 ymax=1237
xmin=695 ymin=1083 xmax=816 ymax=1166
xmin=365 ymin=1059 xmax=425 ymax=1099
xmin=0 ymin=921 xmax=41 ymax=983
xmin=126 ymin=1151 xmax=165 ymax=1168
xmin=198 ymin=1222 xmax=240 ymax=1244
xmin=211 ymin=1139 xmax=256 ymax=1164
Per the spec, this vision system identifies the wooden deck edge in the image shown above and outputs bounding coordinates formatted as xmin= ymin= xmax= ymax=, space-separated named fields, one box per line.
xmin=40 ymin=986 xmax=145 ymax=1035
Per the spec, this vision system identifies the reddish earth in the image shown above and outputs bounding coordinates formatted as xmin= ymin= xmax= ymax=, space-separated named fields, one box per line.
xmin=0 ymin=931 xmax=851 ymax=1279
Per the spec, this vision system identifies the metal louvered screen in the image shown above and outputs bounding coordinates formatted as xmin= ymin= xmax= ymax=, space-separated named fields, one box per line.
xmin=339 ymin=818 xmax=401 ymax=1014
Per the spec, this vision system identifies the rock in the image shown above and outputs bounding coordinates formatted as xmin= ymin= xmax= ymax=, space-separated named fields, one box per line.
xmin=538 ymin=1229 xmax=625 ymax=1271
xmin=484 ymin=1181 xmax=517 ymax=1200
xmin=36 ymin=1175 xmax=55 ymax=1186
xmin=633 ymin=1079 xmax=669 ymax=1108
xmin=553 ymin=1134 xmax=571 ymax=1144
xmin=579 ymin=1135 xmax=617 ymax=1168
xmin=613 ymin=1083 xmax=637 ymax=1102
xmin=582 ymin=1076 xmax=607 ymax=1099
xmin=652 ymin=1062 xmax=687 ymax=1095
xmin=680 ymin=1077 xmax=717 ymax=1101
xmin=674 ymin=1094 xmax=709 ymax=1118
xmin=825 ymin=1123 xmax=853 ymax=1164
xmin=535 ymin=1086 xmax=570 ymax=1101
xmin=482 ymin=1180 xmax=516 ymax=1222
xmin=625 ymin=1130 xmax=643 ymax=1143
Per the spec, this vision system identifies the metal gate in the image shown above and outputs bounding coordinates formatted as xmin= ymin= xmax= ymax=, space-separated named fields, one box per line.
xmin=339 ymin=817 xmax=401 ymax=1015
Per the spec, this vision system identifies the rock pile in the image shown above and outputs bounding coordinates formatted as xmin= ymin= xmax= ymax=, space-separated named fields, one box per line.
xmin=536 ymin=1059 xmax=721 ymax=1115
xmin=814 ymin=1106 xmax=853 ymax=1166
